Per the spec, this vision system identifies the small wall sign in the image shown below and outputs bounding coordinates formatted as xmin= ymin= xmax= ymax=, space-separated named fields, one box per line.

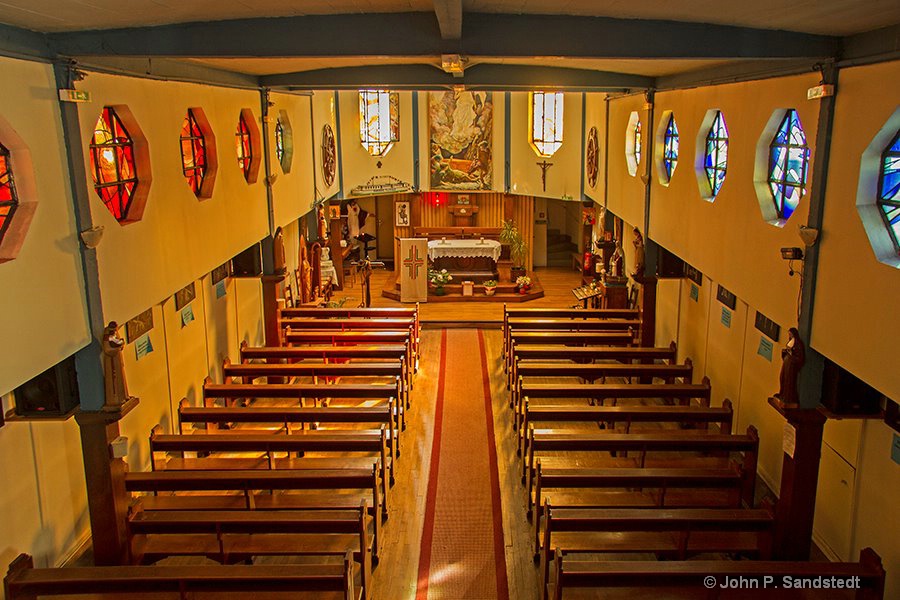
xmin=126 ymin=309 xmax=154 ymax=343
xmin=716 ymin=284 xmax=737 ymax=309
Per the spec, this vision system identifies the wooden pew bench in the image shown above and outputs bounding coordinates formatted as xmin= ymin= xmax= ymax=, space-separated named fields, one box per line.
xmin=508 ymin=343 xmax=678 ymax=387
xmin=504 ymin=318 xmax=642 ymax=359
xmin=282 ymin=330 xmax=415 ymax=375
xmin=502 ymin=306 xmax=640 ymax=357
xmin=126 ymin=503 xmax=372 ymax=598
xmin=539 ymin=502 xmax=776 ymax=599
xmin=525 ymin=426 xmax=760 ymax=506
xmin=4 ymin=552 xmax=361 ymax=600
xmin=279 ymin=306 xmax=419 ymax=341
xmin=278 ymin=317 xmax=418 ymax=353
xmin=507 ymin=332 xmax=636 ymax=376
xmin=546 ymin=549 xmax=886 ymax=600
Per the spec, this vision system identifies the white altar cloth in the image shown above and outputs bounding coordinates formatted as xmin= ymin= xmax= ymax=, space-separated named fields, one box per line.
xmin=427 ymin=239 xmax=502 ymax=262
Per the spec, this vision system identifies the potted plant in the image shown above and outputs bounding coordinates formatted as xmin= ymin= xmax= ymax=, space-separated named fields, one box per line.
xmin=516 ymin=275 xmax=532 ymax=294
xmin=428 ymin=268 xmax=453 ymax=296
xmin=500 ymin=219 xmax=529 ymax=282
xmin=483 ymin=279 xmax=498 ymax=296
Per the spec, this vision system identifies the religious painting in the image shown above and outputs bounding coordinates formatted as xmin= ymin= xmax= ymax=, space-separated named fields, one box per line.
xmin=395 ymin=200 xmax=411 ymax=227
xmin=429 ymin=91 xmax=493 ymax=190
xmin=174 ymin=282 xmax=196 ymax=311
xmin=211 ymin=263 xmax=230 ymax=285
xmin=328 ymin=203 xmax=341 ymax=221
xmin=126 ymin=308 xmax=154 ymax=343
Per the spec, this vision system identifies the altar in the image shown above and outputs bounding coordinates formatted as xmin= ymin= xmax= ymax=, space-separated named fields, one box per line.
xmin=427 ymin=239 xmax=501 ymax=283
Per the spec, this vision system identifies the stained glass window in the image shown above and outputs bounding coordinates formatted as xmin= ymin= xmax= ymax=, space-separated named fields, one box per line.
xmin=530 ymin=91 xmax=564 ymax=157
xmin=768 ymin=109 xmax=810 ymax=221
xmin=878 ymin=129 xmax=900 ymax=252
xmin=180 ymin=109 xmax=207 ymax=196
xmin=634 ymin=120 xmax=642 ymax=167
xmin=236 ymin=112 xmax=253 ymax=181
xmin=663 ymin=114 xmax=679 ymax=182
xmin=359 ymin=90 xmax=399 ymax=156
xmin=275 ymin=118 xmax=285 ymax=164
xmin=89 ymin=107 xmax=138 ymax=221
xmin=704 ymin=111 xmax=729 ymax=199
xmin=0 ymin=142 xmax=18 ymax=244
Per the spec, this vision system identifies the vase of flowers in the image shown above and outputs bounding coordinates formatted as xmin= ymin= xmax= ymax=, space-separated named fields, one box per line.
xmin=428 ymin=268 xmax=453 ymax=296
xmin=516 ymin=275 xmax=532 ymax=294
xmin=483 ymin=280 xmax=497 ymax=296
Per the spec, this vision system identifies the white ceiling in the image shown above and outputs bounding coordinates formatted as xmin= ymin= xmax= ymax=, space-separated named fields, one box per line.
xmin=0 ymin=0 xmax=897 ymax=35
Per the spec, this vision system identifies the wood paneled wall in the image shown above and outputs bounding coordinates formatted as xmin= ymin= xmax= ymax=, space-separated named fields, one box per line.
xmin=391 ymin=192 xmax=535 ymax=271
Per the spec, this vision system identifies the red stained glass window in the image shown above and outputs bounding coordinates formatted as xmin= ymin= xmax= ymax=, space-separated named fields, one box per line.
xmin=0 ymin=142 xmax=17 ymax=244
xmin=180 ymin=109 xmax=207 ymax=196
xmin=89 ymin=107 xmax=138 ymax=221
xmin=236 ymin=113 xmax=252 ymax=181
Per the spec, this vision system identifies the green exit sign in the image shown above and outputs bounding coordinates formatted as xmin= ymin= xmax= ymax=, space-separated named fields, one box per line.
xmin=58 ymin=89 xmax=91 ymax=103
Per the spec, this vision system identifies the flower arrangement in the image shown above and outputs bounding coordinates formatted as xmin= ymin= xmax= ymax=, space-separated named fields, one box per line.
xmin=429 ymin=268 xmax=453 ymax=286
xmin=483 ymin=279 xmax=498 ymax=296
xmin=516 ymin=275 xmax=532 ymax=288
xmin=483 ymin=279 xmax=497 ymax=288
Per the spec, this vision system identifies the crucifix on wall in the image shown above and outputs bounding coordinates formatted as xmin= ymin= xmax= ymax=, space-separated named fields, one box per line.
xmin=536 ymin=160 xmax=553 ymax=192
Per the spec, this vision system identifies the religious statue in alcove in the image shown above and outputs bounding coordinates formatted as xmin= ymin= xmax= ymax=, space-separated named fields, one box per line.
xmin=298 ymin=235 xmax=313 ymax=303
xmin=631 ymin=227 xmax=645 ymax=278
xmin=775 ymin=328 xmax=806 ymax=405
xmin=608 ymin=241 xmax=624 ymax=278
xmin=273 ymin=227 xmax=287 ymax=276
xmin=101 ymin=321 xmax=130 ymax=407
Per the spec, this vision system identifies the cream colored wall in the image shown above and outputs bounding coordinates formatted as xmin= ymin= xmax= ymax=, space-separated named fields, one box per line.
xmin=311 ymin=91 xmax=341 ymax=201
xmin=675 ymin=274 xmax=711 ymax=382
xmin=160 ymin=284 xmax=208 ymax=409
xmin=655 ymin=278 xmax=681 ymax=347
xmin=812 ymin=60 xmax=900 ymax=401
xmin=0 ymin=56 xmax=91 ymax=396
xmin=269 ymin=92 xmax=315 ymax=229
xmin=647 ymin=73 xmax=820 ymax=327
xmin=234 ymin=278 xmax=265 ymax=348
xmin=75 ymin=74 xmax=270 ymax=326
xmin=508 ymin=92 xmax=582 ymax=199
xmin=606 ymin=95 xmax=647 ymax=230
xmin=584 ymin=93 xmax=607 ymax=204
xmin=202 ymin=273 xmax=239 ymax=385
xmin=704 ymin=289 xmax=749 ymax=411
xmin=338 ymin=91 xmax=415 ymax=196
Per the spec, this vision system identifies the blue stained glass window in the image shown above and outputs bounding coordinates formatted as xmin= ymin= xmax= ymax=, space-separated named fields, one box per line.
xmin=768 ymin=109 xmax=810 ymax=220
xmin=704 ymin=111 xmax=728 ymax=199
xmin=663 ymin=114 xmax=679 ymax=181
xmin=878 ymin=128 xmax=900 ymax=252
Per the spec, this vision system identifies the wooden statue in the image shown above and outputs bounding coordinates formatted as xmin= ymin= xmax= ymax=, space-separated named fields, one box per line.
xmin=317 ymin=206 xmax=327 ymax=240
xmin=298 ymin=235 xmax=312 ymax=303
xmin=609 ymin=241 xmax=624 ymax=277
xmin=631 ymin=227 xmax=645 ymax=278
xmin=776 ymin=327 xmax=806 ymax=405
xmin=101 ymin=321 xmax=129 ymax=407
xmin=310 ymin=242 xmax=323 ymax=296
xmin=273 ymin=227 xmax=287 ymax=276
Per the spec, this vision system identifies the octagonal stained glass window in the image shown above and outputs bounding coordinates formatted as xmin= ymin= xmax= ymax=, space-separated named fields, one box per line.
xmin=878 ymin=128 xmax=900 ymax=252
xmin=89 ymin=107 xmax=138 ymax=221
xmin=768 ymin=109 xmax=810 ymax=221
xmin=704 ymin=110 xmax=728 ymax=200
xmin=0 ymin=142 xmax=18 ymax=245
xmin=181 ymin=109 xmax=208 ymax=197
xmin=662 ymin=114 xmax=679 ymax=183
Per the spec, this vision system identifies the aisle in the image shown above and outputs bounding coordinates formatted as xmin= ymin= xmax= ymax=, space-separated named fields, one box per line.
xmin=415 ymin=329 xmax=510 ymax=600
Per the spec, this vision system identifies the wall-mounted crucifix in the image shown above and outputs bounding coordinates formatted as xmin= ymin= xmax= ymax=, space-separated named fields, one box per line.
xmin=536 ymin=160 xmax=553 ymax=192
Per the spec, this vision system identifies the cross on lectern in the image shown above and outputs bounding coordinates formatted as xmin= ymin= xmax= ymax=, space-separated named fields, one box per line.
xmin=537 ymin=160 xmax=553 ymax=192
xmin=403 ymin=244 xmax=425 ymax=279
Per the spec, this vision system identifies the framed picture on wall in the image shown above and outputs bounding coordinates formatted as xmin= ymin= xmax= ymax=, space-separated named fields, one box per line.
xmin=328 ymin=204 xmax=341 ymax=221
xmin=395 ymin=200 xmax=411 ymax=227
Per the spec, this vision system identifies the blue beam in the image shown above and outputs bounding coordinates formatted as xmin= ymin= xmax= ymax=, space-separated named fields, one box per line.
xmin=0 ymin=22 xmax=52 ymax=60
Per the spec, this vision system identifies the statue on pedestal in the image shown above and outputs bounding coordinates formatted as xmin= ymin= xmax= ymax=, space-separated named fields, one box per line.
xmin=631 ymin=227 xmax=645 ymax=278
xmin=776 ymin=327 xmax=806 ymax=405
xmin=609 ymin=241 xmax=624 ymax=278
xmin=101 ymin=321 xmax=129 ymax=407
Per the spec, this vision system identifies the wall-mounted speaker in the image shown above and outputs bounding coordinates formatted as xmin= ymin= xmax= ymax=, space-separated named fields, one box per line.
xmin=231 ymin=243 xmax=262 ymax=277
xmin=13 ymin=357 xmax=80 ymax=417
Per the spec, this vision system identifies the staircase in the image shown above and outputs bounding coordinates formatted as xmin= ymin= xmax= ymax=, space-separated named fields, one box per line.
xmin=546 ymin=229 xmax=579 ymax=267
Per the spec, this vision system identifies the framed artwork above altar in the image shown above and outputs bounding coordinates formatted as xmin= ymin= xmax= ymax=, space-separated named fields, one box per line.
xmin=395 ymin=200 xmax=410 ymax=227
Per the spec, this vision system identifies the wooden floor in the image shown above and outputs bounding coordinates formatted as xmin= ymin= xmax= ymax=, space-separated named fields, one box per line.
xmin=335 ymin=266 xmax=585 ymax=323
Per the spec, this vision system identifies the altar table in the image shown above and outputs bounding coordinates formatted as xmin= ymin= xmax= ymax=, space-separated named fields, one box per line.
xmin=427 ymin=239 xmax=501 ymax=283
xmin=427 ymin=239 xmax=502 ymax=262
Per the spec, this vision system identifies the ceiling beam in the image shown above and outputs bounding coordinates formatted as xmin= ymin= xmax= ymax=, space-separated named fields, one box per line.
xmin=433 ymin=0 xmax=462 ymax=41
xmin=72 ymin=56 xmax=260 ymax=89
xmin=0 ymin=22 xmax=53 ymax=60
xmin=47 ymin=13 xmax=838 ymax=60
xmin=260 ymin=63 xmax=654 ymax=92
xmin=654 ymin=58 xmax=822 ymax=91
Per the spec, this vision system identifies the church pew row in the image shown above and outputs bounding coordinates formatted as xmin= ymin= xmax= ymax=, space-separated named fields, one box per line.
xmin=202 ymin=379 xmax=405 ymax=433
xmin=517 ymin=380 xmax=714 ymax=452
xmin=525 ymin=426 xmax=760 ymax=508
xmin=503 ymin=318 xmax=642 ymax=360
xmin=222 ymin=359 xmax=409 ymax=410
xmin=239 ymin=341 xmax=413 ymax=388
xmin=546 ymin=549 xmax=886 ymax=600
xmin=501 ymin=306 xmax=640 ymax=357
xmin=151 ymin=425 xmax=393 ymax=501
xmin=125 ymin=468 xmax=382 ymax=562
xmin=126 ymin=502 xmax=373 ymax=599
xmin=4 ymin=553 xmax=361 ymax=600
xmin=278 ymin=305 xmax=419 ymax=340
xmin=282 ymin=330 xmax=415 ymax=375
xmin=511 ymin=361 xmax=694 ymax=421
xmin=506 ymin=332 xmax=636 ymax=376
xmin=539 ymin=502 xmax=777 ymax=600
xmin=507 ymin=343 xmax=678 ymax=388
xmin=278 ymin=318 xmax=418 ymax=357
xmin=519 ymin=400 xmax=734 ymax=456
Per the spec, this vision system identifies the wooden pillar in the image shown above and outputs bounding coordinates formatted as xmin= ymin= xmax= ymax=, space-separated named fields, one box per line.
xmin=75 ymin=399 xmax=138 ymax=565
xmin=768 ymin=397 xmax=827 ymax=560
xmin=261 ymin=274 xmax=285 ymax=347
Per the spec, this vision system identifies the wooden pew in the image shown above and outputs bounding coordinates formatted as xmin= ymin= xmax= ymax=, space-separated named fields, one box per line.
xmin=150 ymin=426 xmax=393 ymax=504
xmin=506 ymin=324 xmax=639 ymax=367
xmin=279 ymin=306 xmax=419 ymax=342
xmin=520 ymin=400 xmax=734 ymax=455
xmin=4 ymin=552 xmax=360 ymax=600
xmin=508 ymin=342 xmax=678 ymax=388
xmin=539 ymin=502 xmax=776 ymax=599
xmin=526 ymin=426 xmax=760 ymax=507
xmin=506 ymin=332 xmax=635 ymax=376
xmin=502 ymin=306 xmax=640 ymax=356
xmin=546 ymin=548 xmax=886 ymax=600
xmin=126 ymin=503 xmax=372 ymax=598
xmin=282 ymin=330 xmax=415 ymax=376
xmin=279 ymin=318 xmax=418 ymax=356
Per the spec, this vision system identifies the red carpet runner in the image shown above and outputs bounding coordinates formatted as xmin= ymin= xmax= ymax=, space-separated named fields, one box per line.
xmin=416 ymin=329 xmax=510 ymax=600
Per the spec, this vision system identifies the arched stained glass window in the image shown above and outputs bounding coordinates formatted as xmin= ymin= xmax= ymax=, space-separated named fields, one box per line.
xmin=878 ymin=128 xmax=900 ymax=252
xmin=274 ymin=111 xmax=293 ymax=174
xmin=275 ymin=119 xmax=285 ymax=164
xmin=634 ymin=120 xmax=642 ymax=167
xmin=663 ymin=114 xmax=679 ymax=182
xmin=90 ymin=106 xmax=138 ymax=221
xmin=530 ymin=91 xmax=564 ymax=157
xmin=768 ymin=109 xmax=809 ymax=221
xmin=359 ymin=90 xmax=399 ymax=156
xmin=625 ymin=111 xmax=641 ymax=176
xmin=180 ymin=109 xmax=207 ymax=196
xmin=0 ymin=142 xmax=18 ymax=244
xmin=704 ymin=111 xmax=729 ymax=199
xmin=236 ymin=113 xmax=253 ymax=181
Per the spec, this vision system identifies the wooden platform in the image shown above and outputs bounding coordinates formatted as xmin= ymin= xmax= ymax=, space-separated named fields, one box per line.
xmin=380 ymin=271 xmax=545 ymax=303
